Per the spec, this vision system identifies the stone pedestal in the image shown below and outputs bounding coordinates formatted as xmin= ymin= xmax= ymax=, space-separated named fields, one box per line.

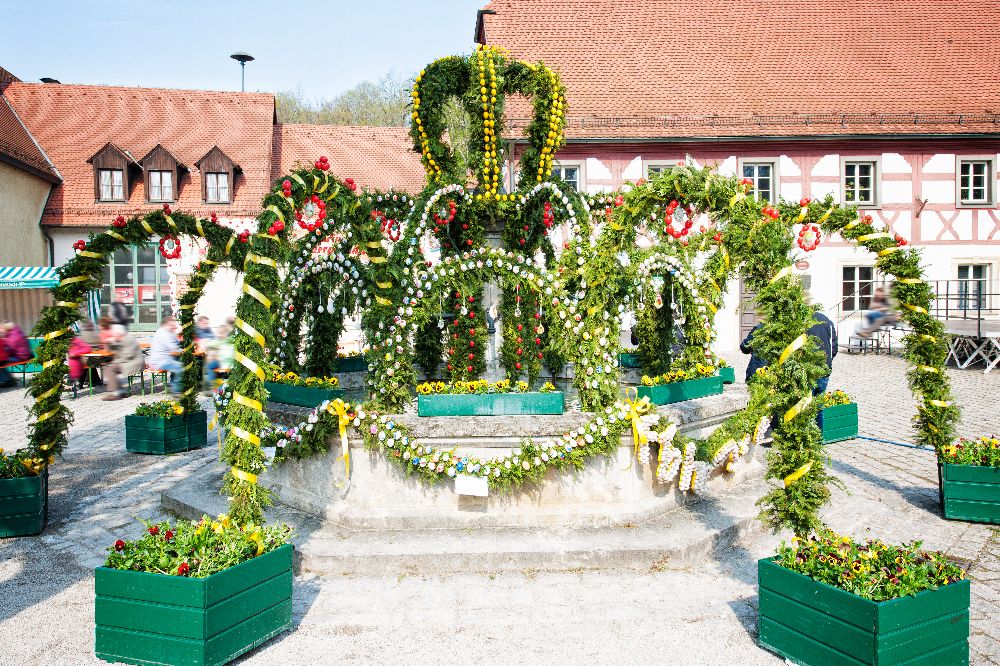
xmin=263 ymin=386 xmax=758 ymax=529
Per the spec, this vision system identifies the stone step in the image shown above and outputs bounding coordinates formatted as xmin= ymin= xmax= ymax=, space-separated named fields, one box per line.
xmin=162 ymin=461 xmax=771 ymax=577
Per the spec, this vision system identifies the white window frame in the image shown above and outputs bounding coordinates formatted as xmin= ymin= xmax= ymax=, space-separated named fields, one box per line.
xmin=642 ymin=160 xmax=680 ymax=180
xmin=841 ymin=157 xmax=881 ymax=209
xmin=952 ymin=258 xmax=998 ymax=313
xmin=147 ymin=170 xmax=173 ymax=203
xmin=737 ymin=158 xmax=779 ymax=202
xmin=551 ymin=160 xmax=585 ymax=192
xmin=98 ymin=168 xmax=125 ymax=202
xmin=956 ymin=156 xmax=996 ymax=208
xmin=205 ymin=172 xmax=230 ymax=203
xmin=840 ymin=263 xmax=884 ymax=313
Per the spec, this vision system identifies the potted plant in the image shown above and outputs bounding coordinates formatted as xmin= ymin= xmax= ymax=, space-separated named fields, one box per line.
xmin=96 ymin=516 xmax=292 ymax=665
xmin=759 ymin=529 xmax=970 ymax=665
xmin=637 ymin=364 xmax=723 ymax=405
xmin=334 ymin=352 xmax=368 ymax=374
xmin=817 ymin=390 xmax=859 ymax=443
xmin=0 ymin=448 xmax=48 ymax=537
xmin=126 ymin=400 xmax=207 ymax=455
xmin=717 ymin=361 xmax=736 ymax=385
xmin=939 ymin=435 xmax=1000 ymax=524
xmin=416 ymin=379 xmax=564 ymax=416
xmin=264 ymin=370 xmax=343 ymax=408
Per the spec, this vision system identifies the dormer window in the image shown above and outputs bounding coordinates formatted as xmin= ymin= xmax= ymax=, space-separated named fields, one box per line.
xmin=195 ymin=146 xmax=240 ymax=205
xmin=139 ymin=144 xmax=187 ymax=204
xmin=88 ymin=142 xmax=139 ymax=203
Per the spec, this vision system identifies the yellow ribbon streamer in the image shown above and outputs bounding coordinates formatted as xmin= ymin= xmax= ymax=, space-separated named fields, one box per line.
xmin=230 ymin=426 xmax=261 ymax=446
xmin=59 ymin=275 xmax=90 ymax=287
xmin=202 ymin=258 xmax=220 ymax=266
xmin=140 ymin=219 xmax=154 ymax=235
xmin=918 ymin=365 xmax=939 ymax=373
xmin=783 ymin=462 xmax=813 ymax=488
xmin=369 ymin=256 xmax=388 ymax=264
xmin=897 ymin=278 xmax=924 ymax=284
xmin=721 ymin=247 xmax=730 ymax=269
xmin=877 ymin=247 xmax=900 ymax=257
xmin=234 ymin=392 xmax=263 ymax=413
xmin=195 ymin=218 xmax=206 ymax=237
xmin=44 ymin=328 xmax=69 ymax=340
xmin=927 ymin=399 xmax=951 ymax=408
xmin=225 ymin=234 xmax=236 ymax=255
xmin=856 ymin=232 xmax=892 ymax=242
xmin=234 ymin=317 xmax=266 ymax=348
xmin=290 ymin=173 xmax=307 ymax=189
xmin=316 ymin=171 xmax=330 ymax=194
xmin=624 ymin=389 xmax=652 ymax=462
xmin=778 ymin=334 xmax=808 ymax=365
xmin=375 ymin=280 xmax=392 ymax=290
xmin=34 ymin=386 xmax=59 ymax=403
xmin=178 ymin=304 xmax=194 ymax=310
xmin=246 ymin=253 xmax=277 ymax=269
xmin=164 ymin=215 xmax=178 ymax=231
xmin=104 ymin=230 xmax=127 ymax=241
xmin=231 ymin=467 xmax=258 ymax=485
xmin=234 ymin=350 xmax=265 ymax=381
xmin=242 ymin=282 xmax=272 ymax=309
xmin=783 ymin=394 xmax=813 ymax=423
xmin=769 ymin=266 xmax=792 ymax=284
xmin=919 ymin=334 xmax=937 ymax=342
xmin=328 ymin=400 xmax=352 ymax=477
xmin=36 ymin=406 xmax=62 ymax=422
xmin=819 ymin=208 xmax=833 ymax=223
xmin=366 ymin=242 xmax=382 ymax=249
xmin=265 ymin=204 xmax=285 ymax=222
xmin=375 ymin=296 xmax=392 ymax=306
xmin=903 ymin=303 xmax=928 ymax=314
xmin=42 ymin=359 xmax=60 ymax=369
xmin=54 ymin=301 xmax=78 ymax=308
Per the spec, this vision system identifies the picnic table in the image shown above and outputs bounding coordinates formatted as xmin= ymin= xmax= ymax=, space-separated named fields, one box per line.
xmin=943 ymin=319 xmax=1000 ymax=374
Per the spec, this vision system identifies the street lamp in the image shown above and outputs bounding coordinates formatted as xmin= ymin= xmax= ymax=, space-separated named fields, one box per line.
xmin=229 ymin=52 xmax=255 ymax=92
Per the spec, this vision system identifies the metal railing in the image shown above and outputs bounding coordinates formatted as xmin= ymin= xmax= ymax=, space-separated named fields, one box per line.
xmin=928 ymin=279 xmax=1000 ymax=338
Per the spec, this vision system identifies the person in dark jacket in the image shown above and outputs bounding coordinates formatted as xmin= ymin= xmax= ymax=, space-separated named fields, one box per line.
xmin=808 ymin=311 xmax=838 ymax=430
xmin=108 ymin=299 xmax=131 ymax=327
xmin=739 ymin=323 xmax=765 ymax=383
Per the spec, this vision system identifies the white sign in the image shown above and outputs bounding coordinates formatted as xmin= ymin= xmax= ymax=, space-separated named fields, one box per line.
xmin=454 ymin=474 xmax=489 ymax=497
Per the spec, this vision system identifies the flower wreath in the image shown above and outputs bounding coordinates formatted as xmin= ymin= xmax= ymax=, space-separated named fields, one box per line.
xmin=158 ymin=234 xmax=182 ymax=260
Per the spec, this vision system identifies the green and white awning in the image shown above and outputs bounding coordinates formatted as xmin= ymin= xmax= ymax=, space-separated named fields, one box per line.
xmin=0 ymin=266 xmax=59 ymax=290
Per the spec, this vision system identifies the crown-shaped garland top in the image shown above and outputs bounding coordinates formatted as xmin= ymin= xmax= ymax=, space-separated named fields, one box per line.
xmin=410 ymin=45 xmax=567 ymax=194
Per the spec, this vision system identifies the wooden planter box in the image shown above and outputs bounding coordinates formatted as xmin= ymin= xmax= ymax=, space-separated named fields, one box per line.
xmin=418 ymin=392 xmax=564 ymax=417
xmin=0 ymin=470 xmax=47 ymax=537
xmin=95 ymin=543 xmax=293 ymax=666
xmin=264 ymin=382 xmax=343 ymax=408
xmin=718 ymin=366 xmax=736 ymax=384
xmin=940 ymin=463 xmax=1000 ymax=524
xmin=821 ymin=402 xmax=859 ymax=443
xmin=758 ymin=557 xmax=969 ymax=665
xmin=636 ymin=375 xmax=723 ymax=405
xmin=334 ymin=356 xmax=368 ymax=373
xmin=126 ymin=411 xmax=208 ymax=455
xmin=618 ymin=353 xmax=642 ymax=368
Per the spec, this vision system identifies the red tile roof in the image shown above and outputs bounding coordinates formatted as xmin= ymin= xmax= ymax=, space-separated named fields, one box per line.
xmin=479 ymin=0 xmax=1000 ymax=139
xmin=272 ymin=124 xmax=426 ymax=194
xmin=0 ymin=94 xmax=60 ymax=183
xmin=2 ymin=82 xmax=276 ymax=227
xmin=0 ymin=66 xmax=20 ymax=91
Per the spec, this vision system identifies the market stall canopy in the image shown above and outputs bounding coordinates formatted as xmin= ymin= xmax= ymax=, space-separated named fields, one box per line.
xmin=0 ymin=266 xmax=58 ymax=290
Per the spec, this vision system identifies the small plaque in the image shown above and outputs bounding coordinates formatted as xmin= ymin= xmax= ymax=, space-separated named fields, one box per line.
xmin=454 ymin=474 xmax=489 ymax=497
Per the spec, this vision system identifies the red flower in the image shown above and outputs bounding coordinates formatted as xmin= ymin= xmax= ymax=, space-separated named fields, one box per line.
xmin=148 ymin=525 xmax=159 ymax=536
xmin=114 ymin=539 xmax=125 ymax=552
xmin=177 ymin=562 xmax=190 ymax=576
xmin=164 ymin=530 xmax=174 ymax=541
xmin=73 ymin=240 xmax=86 ymax=251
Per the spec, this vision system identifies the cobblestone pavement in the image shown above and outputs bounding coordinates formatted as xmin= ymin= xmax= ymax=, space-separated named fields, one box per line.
xmin=0 ymin=352 xmax=997 ymax=664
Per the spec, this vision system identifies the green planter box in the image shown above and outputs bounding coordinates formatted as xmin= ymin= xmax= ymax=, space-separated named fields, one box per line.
xmin=941 ymin=463 xmax=1000 ymax=524
xmin=0 ymin=470 xmax=47 ymax=538
xmin=126 ymin=411 xmax=208 ymax=455
xmin=637 ymin=375 xmax=723 ymax=405
xmin=618 ymin=353 xmax=642 ymax=368
xmin=264 ymin=382 xmax=344 ymax=408
xmin=334 ymin=356 xmax=368 ymax=373
xmin=418 ymin=392 xmax=564 ymax=417
xmin=821 ymin=402 xmax=859 ymax=443
xmin=95 ymin=543 xmax=293 ymax=666
xmin=718 ymin=366 xmax=736 ymax=384
xmin=758 ymin=557 xmax=969 ymax=665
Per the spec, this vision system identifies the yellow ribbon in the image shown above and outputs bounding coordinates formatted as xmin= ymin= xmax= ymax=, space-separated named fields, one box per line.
xmin=54 ymin=301 xmax=78 ymax=308
xmin=778 ymin=334 xmax=808 ymax=365
xmin=291 ymin=173 xmax=307 ymax=189
xmin=140 ymin=219 xmax=154 ymax=235
xmin=919 ymin=334 xmax=937 ymax=342
xmin=706 ymin=301 xmax=718 ymax=313
xmin=624 ymin=389 xmax=652 ymax=461
xmin=375 ymin=280 xmax=393 ymax=290
xmin=104 ymin=230 xmax=127 ymax=241
xmin=39 ymin=442 xmax=54 ymax=451
xmin=225 ymin=234 xmax=236 ymax=255
xmin=234 ymin=317 xmax=266 ymax=348
xmin=819 ymin=207 xmax=833 ymax=223
xmin=903 ymin=303 xmax=928 ymax=314
xmin=42 ymin=359 xmax=60 ymax=369
xmin=918 ymin=365 xmax=939 ymax=374
xmin=248 ymin=530 xmax=265 ymax=556
xmin=178 ymin=304 xmax=194 ymax=310
xmin=242 ymin=283 xmax=272 ymax=309
xmin=231 ymin=467 xmax=258 ymax=485
xmin=202 ymin=258 xmax=220 ymax=266
xmin=181 ymin=320 xmax=193 ymax=330
xmin=44 ymin=328 xmax=69 ymax=340
xmin=369 ymin=256 xmax=388 ymax=264
xmin=265 ymin=204 xmax=285 ymax=222
xmin=36 ymin=406 xmax=62 ymax=422
xmin=230 ymin=426 xmax=261 ymax=446
xmin=927 ymin=399 xmax=951 ymax=408
xmin=234 ymin=392 xmax=263 ymax=413
xmin=897 ymin=278 xmax=924 ymax=284
xmin=375 ymin=296 xmax=393 ymax=306
xmin=196 ymin=218 xmax=206 ymax=237
xmin=316 ymin=171 xmax=330 ymax=194
xmin=783 ymin=462 xmax=813 ymax=488
xmin=769 ymin=266 xmax=792 ymax=284
xmin=328 ymin=400 xmax=352 ymax=477
xmin=246 ymin=253 xmax=277 ymax=269
xmin=877 ymin=247 xmax=900 ymax=257
xmin=856 ymin=232 xmax=892 ymax=242
xmin=59 ymin=275 xmax=90 ymax=287
xmin=366 ymin=242 xmax=382 ymax=249
xmin=706 ymin=277 xmax=721 ymax=292
xmin=165 ymin=215 xmax=178 ymax=232
xmin=234 ymin=350 xmax=265 ymax=381
xmin=34 ymin=386 xmax=58 ymax=403
xmin=783 ymin=394 xmax=813 ymax=423
xmin=721 ymin=247 xmax=730 ymax=269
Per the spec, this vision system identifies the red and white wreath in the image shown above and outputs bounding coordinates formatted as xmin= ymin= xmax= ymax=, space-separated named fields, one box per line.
xmin=159 ymin=234 xmax=182 ymax=259
xmin=797 ymin=224 xmax=822 ymax=252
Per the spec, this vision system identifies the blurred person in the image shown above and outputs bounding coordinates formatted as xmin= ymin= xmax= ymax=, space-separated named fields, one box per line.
xmin=195 ymin=315 xmax=215 ymax=341
xmin=102 ymin=325 xmax=144 ymax=401
xmin=150 ymin=316 xmax=183 ymax=394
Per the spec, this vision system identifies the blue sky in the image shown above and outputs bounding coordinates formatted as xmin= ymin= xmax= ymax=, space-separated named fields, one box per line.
xmin=0 ymin=0 xmax=486 ymax=98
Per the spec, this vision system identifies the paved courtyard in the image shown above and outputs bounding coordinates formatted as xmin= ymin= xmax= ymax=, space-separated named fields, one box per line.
xmin=0 ymin=352 xmax=997 ymax=664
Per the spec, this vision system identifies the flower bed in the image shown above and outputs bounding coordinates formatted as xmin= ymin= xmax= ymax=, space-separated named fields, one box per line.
xmin=416 ymin=380 xmax=563 ymax=416
xmin=264 ymin=370 xmax=343 ymax=408
xmin=126 ymin=401 xmax=207 ymax=455
xmin=637 ymin=373 xmax=722 ymax=405
xmin=818 ymin=391 xmax=858 ymax=443
xmin=96 ymin=517 xmax=292 ymax=666
xmin=0 ymin=449 xmax=47 ymax=537
xmin=940 ymin=436 xmax=1000 ymax=524
xmin=759 ymin=530 xmax=969 ymax=665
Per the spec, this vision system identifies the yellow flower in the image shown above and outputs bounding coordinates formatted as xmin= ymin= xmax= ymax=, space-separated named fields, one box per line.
xmin=211 ymin=521 xmax=223 ymax=533
xmin=218 ymin=514 xmax=231 ymax=529
xmin=173 ymin=404 xmax=184 ymax=415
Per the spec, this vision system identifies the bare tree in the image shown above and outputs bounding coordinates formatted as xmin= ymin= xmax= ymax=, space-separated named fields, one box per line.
xmin=275 ymin=71 xmax=413 ymax=126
